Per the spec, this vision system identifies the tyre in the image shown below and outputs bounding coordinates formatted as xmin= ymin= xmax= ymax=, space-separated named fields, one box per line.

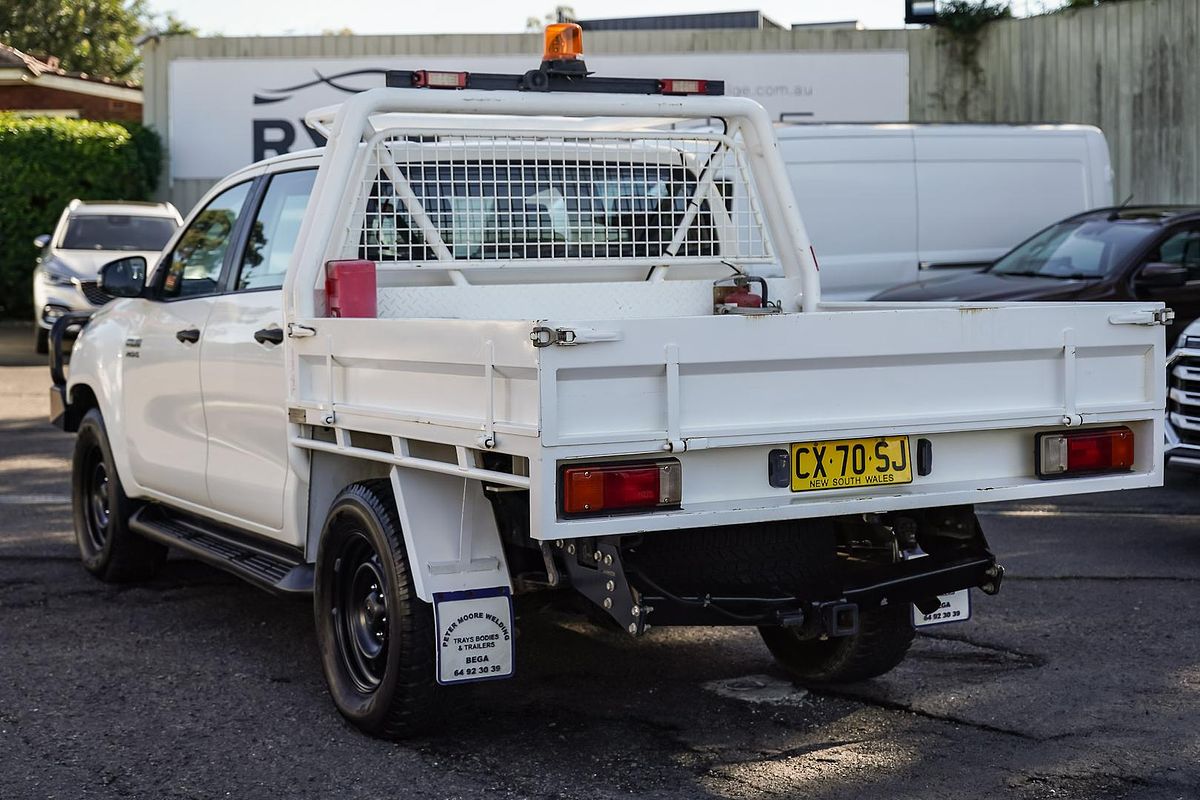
xmin=759 ymin=602 xmax=915 ymax=684
xmin=34 ymin=326 xmax=48 ymax=355
xmin=314 ymin=480 xmax=438 ymax=739
xmin=72 ymin=408 xmax=168 ymax=582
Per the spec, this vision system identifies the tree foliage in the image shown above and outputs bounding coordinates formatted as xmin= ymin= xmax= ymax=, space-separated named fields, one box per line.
xmin=934 ymin=1 xmax=1012 ymax=119
xmin=0 ymin=1 xmax=195 ymax=80
xmin=0 ymin=114 xmax=162 ymax=318
xmin=1061 ymin=0 xmax=1134 ymax=7
xmin=525 ymin=5 xmax=576 ymax=32
xmin=152 ymin=11 xmax=196 ymax=37
xmin=937 ymin=0 xmax=1012 ymax=39
xmin=0 ymin=0 xmax=144 ymax=78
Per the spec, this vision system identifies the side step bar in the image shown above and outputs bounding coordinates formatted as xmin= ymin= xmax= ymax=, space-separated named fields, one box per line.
xmin=129 ymin=506 xmax=313 ymax=595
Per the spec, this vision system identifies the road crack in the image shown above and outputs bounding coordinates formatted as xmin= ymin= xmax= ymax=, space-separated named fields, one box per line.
xmin=0 ymin=581 xmax=242 ymax=610
xmin=917 ymin=631 xmax=1045 ymax=667
xmin=1006 ymin=575 xmax=1200 ymax=583
xmin=0 ymin=555 xmax=79 ymax=563
xmin=810 ymin=687 xmax=1042 ymax=740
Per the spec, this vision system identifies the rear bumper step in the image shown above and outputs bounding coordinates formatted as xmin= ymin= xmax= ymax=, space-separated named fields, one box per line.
xmin=633 ymin=553 xmax=1002 ymax=630
xmin=844 ymin=554 xmax=1002 ymax=609
xmin=130 ymin=506 xmax=313 ymax=595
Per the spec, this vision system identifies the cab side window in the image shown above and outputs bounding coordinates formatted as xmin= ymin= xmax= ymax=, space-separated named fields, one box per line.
xmin=161 ymin=182 xmax=252 ymax=299
xmin=235 ymin=169 xmax=318 ymax=291
xmin=1152 ymin=227 xmax=1200 ymax=281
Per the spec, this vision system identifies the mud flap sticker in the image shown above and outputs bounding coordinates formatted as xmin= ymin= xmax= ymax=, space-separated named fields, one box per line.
xmin=904 ymin=549 xmax=972 ymax=628
xmin=913 ymin=589 xmax=971 ymax=627
xmin=433 ymin=587 xmax=514 ymax=685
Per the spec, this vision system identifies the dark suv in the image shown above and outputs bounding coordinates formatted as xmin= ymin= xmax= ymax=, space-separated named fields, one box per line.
xmin=872 ymin=206 xmax=1200 ymax=347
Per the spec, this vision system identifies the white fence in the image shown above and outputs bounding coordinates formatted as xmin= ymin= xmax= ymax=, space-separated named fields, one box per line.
xmin=908 ymin=0 xmax=1200 ymax=207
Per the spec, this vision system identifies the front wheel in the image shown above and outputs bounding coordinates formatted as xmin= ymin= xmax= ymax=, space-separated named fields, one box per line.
xmin=759 ymin=602 xmax=915 ymax=684
xmin=34 ymin=326 xmax=48 ymax=355
xmin=72 ymin=408 xmax=167 ymax=582
xmin=314 ymin=480 xmax=438 ymax=739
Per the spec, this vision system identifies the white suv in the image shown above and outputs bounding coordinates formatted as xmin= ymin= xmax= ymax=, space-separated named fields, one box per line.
xmin=32 ymin=199 xmax=180 ymax=353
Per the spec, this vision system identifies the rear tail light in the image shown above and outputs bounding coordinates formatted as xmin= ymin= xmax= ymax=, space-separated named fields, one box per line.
xmin=561 ymin=460 xmax=681 ymax=517
xmin=325 ymin=260 xmax=377 ymax=318
xmin=1036 ymin=427 xmax=1134 ymax=478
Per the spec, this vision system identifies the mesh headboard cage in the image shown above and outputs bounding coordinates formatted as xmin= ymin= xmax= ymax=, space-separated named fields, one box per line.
xmin=335 ymin=123 xmax=778 ymax=282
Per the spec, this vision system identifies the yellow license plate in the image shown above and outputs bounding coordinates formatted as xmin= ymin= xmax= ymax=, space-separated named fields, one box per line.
xmin=790 ymin=436 xmax=913 ymax=492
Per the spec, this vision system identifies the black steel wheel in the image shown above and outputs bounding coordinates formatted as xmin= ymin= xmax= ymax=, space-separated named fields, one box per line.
xmin=759 ymin=602 xmax=915 ymax=685
xmin=72 ymin=408 xmax=167 ymax=581
xmin=314 ymin=480 xmax=438 ymax=739
xmin=81 ymin=449 xmax=111 ymax=553
xmin=332 ymin=532 xmax=391 ymax=692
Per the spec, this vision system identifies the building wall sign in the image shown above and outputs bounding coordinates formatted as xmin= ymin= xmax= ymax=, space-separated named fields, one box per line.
xmin=168 ymin=51 xmax=908 ymax=180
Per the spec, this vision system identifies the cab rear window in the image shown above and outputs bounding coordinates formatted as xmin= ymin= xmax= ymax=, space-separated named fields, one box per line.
xmin=358 ymin=161 xmax=718 ymax=262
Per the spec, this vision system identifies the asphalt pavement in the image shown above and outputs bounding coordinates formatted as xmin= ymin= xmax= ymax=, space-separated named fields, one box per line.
xmin=1 ymin=322 xmax=1197 ymax=800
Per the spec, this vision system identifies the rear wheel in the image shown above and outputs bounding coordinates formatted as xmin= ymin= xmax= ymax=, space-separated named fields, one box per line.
xmin=72 ymin=409 xmax=168 ymax=582
xmin=759 ymin=602 xmax=915 ymax=684
xmin=314 ymin=480 xmax=437 ymax=739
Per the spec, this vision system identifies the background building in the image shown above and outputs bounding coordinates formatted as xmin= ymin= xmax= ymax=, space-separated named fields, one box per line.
xmin=577 ymin=11 xmax=785 ymax=30
xmin=142 ymin=0 xmax=1199 ymax=213
xmin=0 ymin=43 xmax=142 ymax=121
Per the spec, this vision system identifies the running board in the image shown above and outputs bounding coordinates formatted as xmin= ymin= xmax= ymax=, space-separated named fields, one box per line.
xmin=129 ymin=506 xmax=313 ymax=595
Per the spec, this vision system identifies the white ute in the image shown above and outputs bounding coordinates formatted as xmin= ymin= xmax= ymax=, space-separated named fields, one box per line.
xmin=50 ymin=27 xmax=1169 ymax=738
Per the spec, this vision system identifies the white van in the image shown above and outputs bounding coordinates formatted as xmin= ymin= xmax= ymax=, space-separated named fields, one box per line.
xmin=777 ymin=124 xmax=1114 ymax=299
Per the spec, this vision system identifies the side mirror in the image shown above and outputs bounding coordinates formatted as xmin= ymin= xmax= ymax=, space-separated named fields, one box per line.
xmin=1136 ymin=262 xmax=1188 ymax=289
xmin=98 ymin=256 xmax=147 ymax=298
xmin=33 ymin=234 xmax=50 ymax=249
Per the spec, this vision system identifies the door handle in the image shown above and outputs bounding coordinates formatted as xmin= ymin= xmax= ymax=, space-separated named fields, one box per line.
xmin=175 ymin=328 xmax=200 ymax=344
xmin=254 ymin=327 xmax=284 ymax=345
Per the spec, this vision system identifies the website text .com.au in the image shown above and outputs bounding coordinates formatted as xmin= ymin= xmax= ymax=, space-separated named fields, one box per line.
xmin=729 ymin=84 xmax=815 ymax=98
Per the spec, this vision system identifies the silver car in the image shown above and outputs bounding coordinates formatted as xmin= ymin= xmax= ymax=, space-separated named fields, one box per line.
xmin=32 ymin=200 xmax=180 ymax=353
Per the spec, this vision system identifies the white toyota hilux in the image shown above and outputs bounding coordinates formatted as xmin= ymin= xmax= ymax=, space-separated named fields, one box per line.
xmin=50 ymin=28 xmax=1169 ymax=739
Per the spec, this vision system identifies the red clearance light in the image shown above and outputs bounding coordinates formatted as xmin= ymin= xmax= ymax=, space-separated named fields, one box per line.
xmin=325 ymin=260 xmax=377 ymax=318
xmin=660 ymin=78 xmax=708 ymax=95
xmin=1036 ymin=426 xmax=1134 ymax=478
xmin=561 ymin=461 xmax=682 ymax=516
xmin=412 ymin=70 xmax=468 ymax=89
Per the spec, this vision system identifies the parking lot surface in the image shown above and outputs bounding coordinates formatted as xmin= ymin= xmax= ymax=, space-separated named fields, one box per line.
xmin=1 ymin=324 xmax=1197 ymax=800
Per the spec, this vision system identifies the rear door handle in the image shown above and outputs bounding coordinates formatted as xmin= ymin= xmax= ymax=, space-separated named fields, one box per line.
xmin=254 ymin=327 xmax=284 ymax=345
xmin=175 ymin=328 xmax=200 ymax=344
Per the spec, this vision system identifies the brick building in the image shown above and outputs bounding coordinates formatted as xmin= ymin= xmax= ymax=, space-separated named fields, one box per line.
xmin=0 ymin=42 xmax=142 ymax=121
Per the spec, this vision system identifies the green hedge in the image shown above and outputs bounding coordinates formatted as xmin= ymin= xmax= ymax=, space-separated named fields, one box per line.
xmin=0 ymin=114 xmax=163 ymax=319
